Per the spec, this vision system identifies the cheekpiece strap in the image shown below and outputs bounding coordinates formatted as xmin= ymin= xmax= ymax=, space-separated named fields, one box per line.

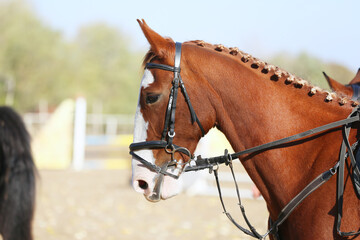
xmin=174 ymin=42 xmax=182 ymax=76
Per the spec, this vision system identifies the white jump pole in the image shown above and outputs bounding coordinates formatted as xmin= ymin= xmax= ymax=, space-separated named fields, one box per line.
xmin=72 ymin=97 xmax=87 ymax=171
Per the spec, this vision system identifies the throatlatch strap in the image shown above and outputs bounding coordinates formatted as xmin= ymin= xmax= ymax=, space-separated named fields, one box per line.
xmin=179 ymin=76 xmax=205 ymax=136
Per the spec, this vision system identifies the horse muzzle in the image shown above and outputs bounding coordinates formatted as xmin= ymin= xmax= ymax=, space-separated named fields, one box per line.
xmin=131 ymin=154 xmax=184 ymax=202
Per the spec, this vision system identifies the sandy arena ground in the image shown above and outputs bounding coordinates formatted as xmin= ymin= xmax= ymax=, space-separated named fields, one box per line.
xmin=33 ymin=169 xmax=270 ymax=240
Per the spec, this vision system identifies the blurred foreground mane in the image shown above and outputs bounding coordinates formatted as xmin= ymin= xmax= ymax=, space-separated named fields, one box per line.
xmin=0 ymin=106 xmax=36 ymax=240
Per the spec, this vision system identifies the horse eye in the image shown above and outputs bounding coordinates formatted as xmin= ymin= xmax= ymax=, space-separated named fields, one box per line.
xmin=146 ymin=94 xmax=160 ymax=104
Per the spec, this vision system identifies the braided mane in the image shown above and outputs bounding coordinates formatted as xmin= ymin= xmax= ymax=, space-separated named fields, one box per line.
xmin=189 ymin=40 xmax=357 ymax=107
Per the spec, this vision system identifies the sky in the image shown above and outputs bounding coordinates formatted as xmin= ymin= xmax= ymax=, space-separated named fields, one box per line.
xmin=28 ymin=0 xmax=360 ymax=71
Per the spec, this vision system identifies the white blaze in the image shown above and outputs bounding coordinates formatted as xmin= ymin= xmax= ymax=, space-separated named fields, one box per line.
xmin=132 ymin=69 xmax=156 ymax=167
xmin=133 ymin=70 xmax=154 ymax=145
xmin=131 ymin=69 xmax=182 ymax=200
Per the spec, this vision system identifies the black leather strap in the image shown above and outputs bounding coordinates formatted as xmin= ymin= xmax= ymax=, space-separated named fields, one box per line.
xmin=186 ymin=107 xmax=360 ymax=239
xmin=129 ymin=140 xmax=192 ymax=157
xmin=336 ymin=116 xmax=360 ymax=236
xmin=267 ymin=164 xmax=337 ymax=237
xmin=144 ymin=42 xmax=205 ymax=144
xmin=167 ymin=77 xmax=179 ymax=147
xmin=130 ymin=151 xmax=180 ymax=179
xmin=179 ymin=76 xmax=205 ymax=136
xmin=214 ymin=168 xmax=261 ymax=238
xmin=132 ymin=41 xmax=360 ymax=238
xmin=174 ymin=42 xmax=182 ymax=79
xmin=161 ymin=87 xmax=174 ymax=140
xmin=146 ymin=63 xmax=179 ymax=73
xmin=185 ymin=114 xmax=360 ymax=172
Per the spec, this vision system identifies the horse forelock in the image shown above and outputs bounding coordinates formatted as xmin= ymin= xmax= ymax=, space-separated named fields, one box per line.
xmin=142 ymin=37 xmax=175 ymax=68
xmin=186 ymin=40 xmax=358 ymax=108
xmin=142 ymin=50 xmax=157 ymax=67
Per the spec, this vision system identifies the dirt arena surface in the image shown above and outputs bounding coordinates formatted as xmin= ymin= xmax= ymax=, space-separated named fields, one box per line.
xmin=33 ymin=169 xmax=269 ymax=240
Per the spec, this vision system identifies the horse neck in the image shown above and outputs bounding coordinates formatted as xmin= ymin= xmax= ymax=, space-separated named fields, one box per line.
xmin=188 ymin=47 xmax=355 ymax=215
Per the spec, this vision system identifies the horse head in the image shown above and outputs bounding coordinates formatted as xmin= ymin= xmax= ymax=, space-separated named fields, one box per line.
xmin=130 ymin=20 xmax=360 ymax=239
xmin=131 ymin=20 xmax=215 ymax=202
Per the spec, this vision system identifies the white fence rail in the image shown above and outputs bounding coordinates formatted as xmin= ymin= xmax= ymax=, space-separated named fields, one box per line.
xmin=86 ymin=113 xmax=134 ymax=136
xmin=23 ymin=112 xmax=134 ymax=137
xmin=22 ymin=101 xmax=259 ymax=199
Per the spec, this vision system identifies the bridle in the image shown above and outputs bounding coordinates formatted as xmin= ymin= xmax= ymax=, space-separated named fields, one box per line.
xmin=129 ymin=42 xmax=205 ymax=179
xmin=129 ymin=42 xmax=360 ymax=239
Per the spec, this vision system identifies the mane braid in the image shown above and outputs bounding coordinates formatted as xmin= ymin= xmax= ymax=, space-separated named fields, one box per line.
xmin=191 ymin=40 xmax=358 ymax=107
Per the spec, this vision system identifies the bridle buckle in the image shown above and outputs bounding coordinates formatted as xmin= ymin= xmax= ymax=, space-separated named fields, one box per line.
xmin=168 ymin=131 xmax=176 ymax=138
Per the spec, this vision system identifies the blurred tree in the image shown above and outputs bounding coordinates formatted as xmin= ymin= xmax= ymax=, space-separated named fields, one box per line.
xmin=270 ymin=52 xmax=355 ymax=90
xmin=0 ymin=0 xmax=143 ymax=114
xmin=0 ymin=0 xmax=355 ymax=114
xmin=72 ymin=23 xmax=143 ymax=114
xmin=0 ymin=0 xmax=69 ymax=111
xmin=322 ymin=63 xmax=355 ymax=85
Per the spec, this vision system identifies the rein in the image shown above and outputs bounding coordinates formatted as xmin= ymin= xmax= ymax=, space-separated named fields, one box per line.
xmin=187 ymin=109 xmax=360 ymax=239
xmin=129 ymin=42 xmax=360 ymax=239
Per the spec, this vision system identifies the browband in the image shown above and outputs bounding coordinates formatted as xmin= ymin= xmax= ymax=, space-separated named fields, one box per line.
xmin=146 ymin=63 xmax=180 ymax=73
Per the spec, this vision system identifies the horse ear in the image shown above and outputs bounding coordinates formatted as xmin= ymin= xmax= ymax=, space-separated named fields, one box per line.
xmin=323 ymin=72 xmax=338 ymax=90
xmin=323 ymin=72 xmax=352 ymax=95
xmin=137 ymin=19 xmax=174 ymax=59
xmin=349 ymin=68 xmax=360 ymax=84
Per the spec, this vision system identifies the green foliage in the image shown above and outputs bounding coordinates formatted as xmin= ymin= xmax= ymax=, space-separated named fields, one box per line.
xmin=0 ymin=0 xmax=66 ymax=110
xmin=72 ymin=24 xmax=143 ymax=113
xmin=269 ymin=52 xmax=355 ymax=90
xmin=0 ymin=0 xmax=356 ymax=114
xmin=0 ymin=0 xmax=143 ymax=114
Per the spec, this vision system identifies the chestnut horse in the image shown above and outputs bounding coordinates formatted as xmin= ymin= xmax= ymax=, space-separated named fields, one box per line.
xmin=131 ymin=19 xmax=360 ymax=239
xmin=325 ymin=69 xmax=360 ymax=100
xmin=0 ymin=106 xmax=36 ymax=240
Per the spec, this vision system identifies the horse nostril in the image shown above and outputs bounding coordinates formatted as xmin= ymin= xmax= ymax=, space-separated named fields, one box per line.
xmin=138 ymin=180 xmax=148 ymax=190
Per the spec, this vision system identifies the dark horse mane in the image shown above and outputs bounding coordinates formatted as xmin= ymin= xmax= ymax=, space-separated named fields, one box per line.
xmin=0 ymin=106 xmax=36 ymax=240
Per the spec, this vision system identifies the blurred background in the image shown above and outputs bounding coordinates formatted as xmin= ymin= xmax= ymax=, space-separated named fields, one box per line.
xmin=0 ymin=0 xmax=359 ymax=239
